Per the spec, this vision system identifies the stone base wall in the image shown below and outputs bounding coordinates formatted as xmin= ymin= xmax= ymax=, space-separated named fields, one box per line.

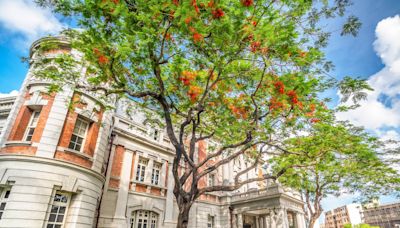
xmin=0 ymin=155 xmax=104 ymax=228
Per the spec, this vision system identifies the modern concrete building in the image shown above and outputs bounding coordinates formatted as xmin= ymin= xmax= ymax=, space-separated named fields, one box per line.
xmin=324 ymin=204 xmax=362 ymax=228
xmin=362 ymin=201 xmax=400 ymax=228
xmin=0 ymin=36 xmax=307 ymax=228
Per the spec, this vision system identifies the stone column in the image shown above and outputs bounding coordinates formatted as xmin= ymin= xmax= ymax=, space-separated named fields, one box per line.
xmin=264 ymin=215 xmax=270 ymax=228
xmin=296 ymin=213 xmax=306 ymax=228
xmin=131 ymin=152 xmax=140 ymax=190
xmin=283 ymin=208 xmax=289 ymax=228
xmin=232 ymin=213 xmax=237 ymax=228
xmin=114 ymin=149 xmax=133 ymax=219
xmin=255 ymin=216 xmax=260 ymax=228
xmin=164 ymin=162 xmax=175 ymax=223
xmin=237 ymin=214 xmax=243 ymax=228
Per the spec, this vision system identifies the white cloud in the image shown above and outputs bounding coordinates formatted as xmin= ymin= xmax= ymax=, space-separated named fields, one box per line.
xmin=337 ymin=15 xmax=400 ymax=139
xmin=0 ymin=0 xmax=64 ymax=46
xmin=0 ymin=90 xmax=18 ymax=98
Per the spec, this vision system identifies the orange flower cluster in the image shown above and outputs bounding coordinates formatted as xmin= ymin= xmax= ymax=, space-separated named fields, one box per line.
xmin=193 ymin=33 xmax=204 ymax=43
xmin=93 ymin=48 xmax=109 ymax=65
xmin=242 ymin=0 xmax=253 ymax=7
xmin=250 ymin=41 xmax=261 ymax=52
xmin=212 ymin=8 xmax=225 ymax=18
xmin=179 ymin=71 xmax=197 ymax=85
xmin=98 ymin=55 xmax=109 ymax=64
xmin=188 ymin=85 xmax=202 ymax=102
xmin=286 ymin=90 xmax=299 ymax=104
xmin=192 ymin=0 xmax=200 ymax=13
xmin=229 ymin=104 xmax=248 ymax=119
xmin=310 ymin=118 xmax=320 ymax=123
xmin=172 ymin=0 xmax=179 ymax=6
xmin=269 ymin=97 xmax=284 ymax=111
xmin=273 ymin=81 xmax=285 ymax=94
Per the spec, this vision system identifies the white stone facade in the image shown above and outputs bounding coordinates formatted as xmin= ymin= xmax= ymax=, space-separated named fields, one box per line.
xmin=0 ymin=36 xmax=306 ymax=228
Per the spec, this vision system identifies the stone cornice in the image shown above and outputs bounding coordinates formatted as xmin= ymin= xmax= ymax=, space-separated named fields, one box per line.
xmin=0 ymin=154 xmax=105 ymax=183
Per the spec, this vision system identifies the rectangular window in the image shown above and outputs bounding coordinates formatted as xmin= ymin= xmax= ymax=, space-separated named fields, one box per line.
xmin=136 ymin=158 xmax=148 ymax=182
xmin=208 ymin=174 xmax=215 ymax=187
xmin=207 ymin=215 xmax=214 ymax=228
xmin=46 ymin=191 xmax=70 ymax=228
xmin=151 ymin=162 xmax=162 ymax=185
xmin=0 ymin=188 xmax=11 ymax=220
xmin=68 ymin=118 xmax=89 ymax=152
xmin=24 ymin=110 xmax=41 ymax=141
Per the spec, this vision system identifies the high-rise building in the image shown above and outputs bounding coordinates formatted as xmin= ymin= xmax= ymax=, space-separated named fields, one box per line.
xmin=324 ymin=204 xmax=362 ymax=228
xmin=0 ymin=36 xmax=307 ymax=228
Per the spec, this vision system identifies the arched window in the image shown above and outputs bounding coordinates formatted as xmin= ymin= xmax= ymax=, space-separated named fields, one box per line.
xmin=130 ymin=210 xmax=158 ymax=228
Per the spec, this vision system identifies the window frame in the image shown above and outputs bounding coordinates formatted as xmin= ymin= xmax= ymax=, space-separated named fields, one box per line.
xmin=68 ymin=117 xmax=89 ymax=152
xmin=0 ymin=187 xmax=11 ymax=220
xmin=151 ymin=162 xmax=162 ymax=185
xmin=136 ymin=158 xmax=148 ymax=182
xmin=24 ymin=110 xmax=41 ymax=141
xmin=46 ymin=191 xmax=71 ymax=228
xmin=130 ymin=210 xmax=158 ymax=228
xmin=208 ymin=173 xmax=215 ymax=187
xmin=207 ymin=215 xmax=214 ymax=228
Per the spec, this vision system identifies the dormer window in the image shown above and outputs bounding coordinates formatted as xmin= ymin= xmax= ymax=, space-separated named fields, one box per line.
xmin=151 ymin=128 xmax=160 ymax=141
xmin=68 ymin=117 xmax=89 ymax=152
xmin=24 ymin=110 xmax=41 ymax=141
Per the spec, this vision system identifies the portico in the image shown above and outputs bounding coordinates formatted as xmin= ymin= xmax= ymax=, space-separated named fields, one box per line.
xmin=229 ymin=185 xmax=306 ymax=228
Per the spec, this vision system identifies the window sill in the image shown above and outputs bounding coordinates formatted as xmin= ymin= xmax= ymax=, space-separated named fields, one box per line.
xmin=57 ymin=146 xmax=93 ymax=161
xmin=130 ymin=180 xmax=167 ymax=190
xmin=5 ymin=141 xmax=32 ymax=146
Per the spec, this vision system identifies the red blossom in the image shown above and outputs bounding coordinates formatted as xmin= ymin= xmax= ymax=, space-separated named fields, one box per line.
xmin=273 ymin=81 xmax=285 ymax=94
xmin=188 ymin=85 xmax=202 ymax=102
xmin=192 ymin=0 xmax=200 ymax=13
xmin=252 ymin=21 xmax=257 ymax=26
xmin=212 ymin=8 xmax=225 ymax=19
xmin=310 ymin=118 xmax=320 ymax=123
xmin=250 ymin=41 xmax=261 ymax=52
xmin=185 ymin=17 xmax=192 ymax=24
xmin=173 ymin=0 xmax=179 ymax=5
xmin=112 ymin=0 xmax=119 ymax=3
xmin=269 ymin=97 xmax=284 ymax=111
xmin=242 ymin=0 xmax=253 ymax=7
xmin=193 ymin=33 xmax=203 ymax=43
xmin=179 ymin=71 xmax=197 ymax=85
xmin=286 ymin=90 xmax=299 ymax=104
xmin=208 ymin=0 xmax=214 ymax=7
xmin=98 ymin=55 xmax=109 ymax=64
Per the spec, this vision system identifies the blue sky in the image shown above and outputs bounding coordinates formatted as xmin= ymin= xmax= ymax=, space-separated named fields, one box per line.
xmin=0 ymin=0 xmax=399 ymax=223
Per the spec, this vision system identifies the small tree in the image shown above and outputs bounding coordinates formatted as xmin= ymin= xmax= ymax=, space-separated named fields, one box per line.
xmin=274 ymin=122 xmax=400 ymax=228
xmin=33 ymin=0 xmax=368 ymax=227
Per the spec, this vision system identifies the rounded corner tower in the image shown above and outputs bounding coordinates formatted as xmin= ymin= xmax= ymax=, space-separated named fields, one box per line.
xmin=0 ymin=36 xmax=113 ymax=227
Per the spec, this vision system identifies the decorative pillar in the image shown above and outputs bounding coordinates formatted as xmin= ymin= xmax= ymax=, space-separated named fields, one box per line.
xmin=131 ymin=152 xmax=140 ymax=190
xmin=296 ymin=213 xmax=306 ymax=228
xmin=114 ymin=149 xmax=133 ymax=219
xmin=255 ymin=216 xmax=260 ymax=228
xmin=232 ymin=212 xmax=237 ymax=228
xmin=264 ymin=215 xmax=270 ymax=228
xmin=145 ymin=158 xmax=154 ymax=183
xmin=164 ymin=162 xmax=174 ymax=223
xmin=283 ymin=208 xmax=290 ymax=228
xmin=237 ymin=214 xmax=243 ymax=228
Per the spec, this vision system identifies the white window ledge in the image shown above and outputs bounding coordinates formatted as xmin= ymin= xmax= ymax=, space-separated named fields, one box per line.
xmin=5 ymin=141 xmax=32 ymax=146
xmin=57 ymin=146 xmax=93 ymax=161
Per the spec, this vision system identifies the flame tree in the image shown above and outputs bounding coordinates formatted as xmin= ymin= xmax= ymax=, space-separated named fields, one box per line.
xmin=33 ymin=0 xmax=370 ymax=227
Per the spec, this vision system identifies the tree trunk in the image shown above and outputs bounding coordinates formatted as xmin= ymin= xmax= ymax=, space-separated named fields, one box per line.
xmin=308 ymin=218 xmax=316 ymax=228
xmin=308 ymin=214 xmax=321 ymax=228
xmin=176 ymin=202 xmax=193 ymax=228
